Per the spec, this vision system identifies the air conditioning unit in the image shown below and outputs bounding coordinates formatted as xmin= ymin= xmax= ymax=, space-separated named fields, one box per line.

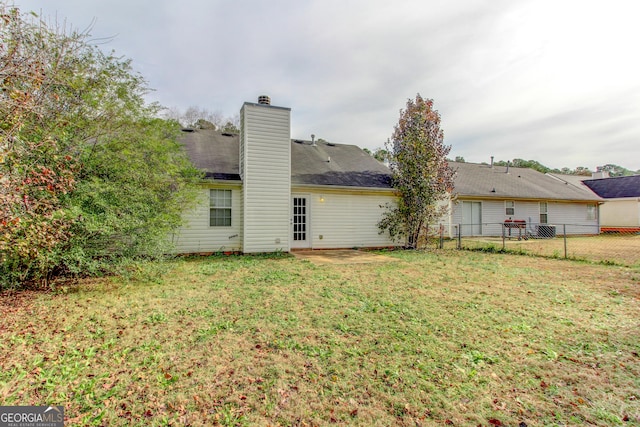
xmin=537 ymin=225 xmax=556 ymax=238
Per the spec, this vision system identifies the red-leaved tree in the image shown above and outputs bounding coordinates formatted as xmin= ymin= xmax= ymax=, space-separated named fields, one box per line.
xmin=0 ymin=7 xmax=80 ymax=282
xmin=1 ymin=4 xmax=200 ymax=287
xmin=378 ymin=94 xmax=456 ymax=249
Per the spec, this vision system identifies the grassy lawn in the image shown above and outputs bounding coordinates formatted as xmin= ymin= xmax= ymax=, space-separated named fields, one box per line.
xmin=1 ymin=251 xmax=639 ymax=426
xmin=459 ymin=234 xmax=640 ymax=266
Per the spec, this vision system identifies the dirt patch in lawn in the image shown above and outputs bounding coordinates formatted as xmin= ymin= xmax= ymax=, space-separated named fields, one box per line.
xmin=291 ymin=249 xmax=397 ymax=264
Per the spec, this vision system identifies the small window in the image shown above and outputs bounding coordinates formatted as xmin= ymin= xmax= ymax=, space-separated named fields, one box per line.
xmin=539 ymin=202 xmax=548 ymax=224
xmin=587 ymin=204 xmax=597 ymax=220
xmin=210 ymin=189 xmax=232 ymax=227
xmin=505 ymin=200 xmax=515 ymax=216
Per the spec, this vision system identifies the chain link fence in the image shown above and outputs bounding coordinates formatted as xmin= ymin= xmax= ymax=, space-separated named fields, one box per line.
xmin=429 ymin=223 xmax=640 ymax=266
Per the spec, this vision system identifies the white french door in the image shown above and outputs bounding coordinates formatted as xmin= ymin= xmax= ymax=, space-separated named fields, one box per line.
xmin=291 ymin=195 xmax=311 ymax=248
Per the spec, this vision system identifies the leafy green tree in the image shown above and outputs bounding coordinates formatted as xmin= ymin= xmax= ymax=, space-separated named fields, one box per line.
xmin=511 ymin=159 xmax=550 ymax=173
xmin=571 ymin=166 xmax=591 ymax=176
xmin=373 ymin=148 xmax=390 ymax=163
xmin=598 ymin=164 xmax=634 ymax=177
xmin=378 ymin=94 xmax=455 ymax=249
xmin=0 ymin=4 xmax=200 ymax=287
xmin=219 ymin=117 xmax=240 ymax=134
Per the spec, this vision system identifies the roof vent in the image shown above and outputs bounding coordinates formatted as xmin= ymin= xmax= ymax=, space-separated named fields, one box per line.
xmin=258 ymin=95 xmax=271 ymax=105
xmin=311 ymin=134 xmax=316 ymax=146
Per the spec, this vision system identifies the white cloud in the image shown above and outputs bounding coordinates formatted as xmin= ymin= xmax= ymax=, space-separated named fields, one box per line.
xmin=16 ymin=0 xmax=640 ymax=170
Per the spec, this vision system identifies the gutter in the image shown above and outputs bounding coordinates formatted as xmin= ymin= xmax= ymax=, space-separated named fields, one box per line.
xmin=291 ymin=184 xmax=396 ymax=194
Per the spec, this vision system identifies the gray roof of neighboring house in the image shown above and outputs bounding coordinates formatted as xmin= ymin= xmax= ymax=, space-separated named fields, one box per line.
xmin=582 ymin=175 xmax=640 ymax=199
xmin=179 ymin=129 xmax=392 ymax=189
xmin=546 ymin=173 xmax=590 ymax=187
xmin=451 ymin=162 xmax=601 ymax=201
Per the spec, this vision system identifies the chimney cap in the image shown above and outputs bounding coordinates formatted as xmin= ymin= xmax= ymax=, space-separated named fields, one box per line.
xmin=258 ymin=95 xmax=271 ymax=105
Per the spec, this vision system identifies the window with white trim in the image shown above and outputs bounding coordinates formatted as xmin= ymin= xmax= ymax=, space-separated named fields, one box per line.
xmin=587 ymin=204 xmax=597 ymax=220
xmin=539 ymin=202 xmax=548 ymax=224
xmin=505 ymin=200 xmax=515 ymax=216
xmin=210 ymin=189 xmax=232 ymax=227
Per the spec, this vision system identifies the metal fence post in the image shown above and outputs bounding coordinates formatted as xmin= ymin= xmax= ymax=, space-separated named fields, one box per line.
xmin=457 ymin=224 xmax=462 ymax=249
xmin=439 ymin=224 xmax=444 ymax=249
xmin=563 ymin=224 xmax=567 ymax=259
xmin=502 ymin=223 xmax=506 ymax=250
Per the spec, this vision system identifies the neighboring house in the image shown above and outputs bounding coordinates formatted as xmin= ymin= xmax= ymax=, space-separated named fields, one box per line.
xmin=582 ymin=175 xmax=640 ymax=231
xmin=445 ymin=162 xmax=602 ymax=237
xmin=172 ymin=97 xmax=397 ymax=254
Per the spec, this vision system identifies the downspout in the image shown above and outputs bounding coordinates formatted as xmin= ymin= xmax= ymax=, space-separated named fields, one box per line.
xmin=448 ymin=197 xmax=454 ymax=238
xmin=448 ymin=193 xmax=458 ymax=239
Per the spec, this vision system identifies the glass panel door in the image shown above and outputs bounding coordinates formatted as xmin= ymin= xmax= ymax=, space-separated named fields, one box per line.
xmin=292 ymin=196 xmax=310 ymax=248
xmin=462 ymin=201 xmax=482 ymax=236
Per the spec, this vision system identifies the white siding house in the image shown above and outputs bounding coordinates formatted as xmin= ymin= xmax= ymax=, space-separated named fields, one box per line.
xmin=290 ymin=188 xmax=397 ymax=249
xmin=174 ymin=97 xmax=397 ymax=254
xmin=598 ymin=199 xmax=640 ymax=228
xmin=173 ymin=183 xmax=243 ymax=253
xmin=582 ymin=175 xmax=640 ymax=231
xmin=174 ymin=97 xmax=607 ymax=252
xmin=448 ymin=162 xmax=602 ymax=237
xmin=240 ymin=102 xmax=291 ymax=253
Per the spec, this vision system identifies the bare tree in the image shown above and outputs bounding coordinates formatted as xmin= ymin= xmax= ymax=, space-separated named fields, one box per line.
xmin=163 ymin=106 xmax=238 ymax=132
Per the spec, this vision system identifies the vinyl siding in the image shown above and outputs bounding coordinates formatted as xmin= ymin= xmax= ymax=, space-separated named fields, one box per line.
xmin=545 ymin=201 xmax=599 ymax=234
xmin=241 ymin=103 xmax=291 ymax=253
xmin=599 ymin=199 xmax=640 ymax=227
xmin=172 ymin=184 xmax=243 ymax=253
xmin=292 ymin=189 xmax=398 ymax=249
xmin=451 ymin=198 xmax=599 ymax=236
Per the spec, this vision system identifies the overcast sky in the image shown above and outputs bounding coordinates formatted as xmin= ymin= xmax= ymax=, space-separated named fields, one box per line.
xmin=15 ymin=0 xmax=640 ymax=170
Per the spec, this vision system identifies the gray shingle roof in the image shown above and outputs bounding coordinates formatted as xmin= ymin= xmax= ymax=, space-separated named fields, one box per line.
xmin=179 ymin=130 xmax=601 ymax=201
xmin=291 ymin=139 xmax=391 ymax=188
xmin=179 ymin=129 xmax=392 ymax=189
xmin=180 ymin=129 xmax=241 ymax=181
xmin=582 ymin=175 xmax=640 ymax=198
xmin=546 ymin=173 xmax=590 ymax=187
xmin=451 ymin=162 xmax=601 ymax=201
